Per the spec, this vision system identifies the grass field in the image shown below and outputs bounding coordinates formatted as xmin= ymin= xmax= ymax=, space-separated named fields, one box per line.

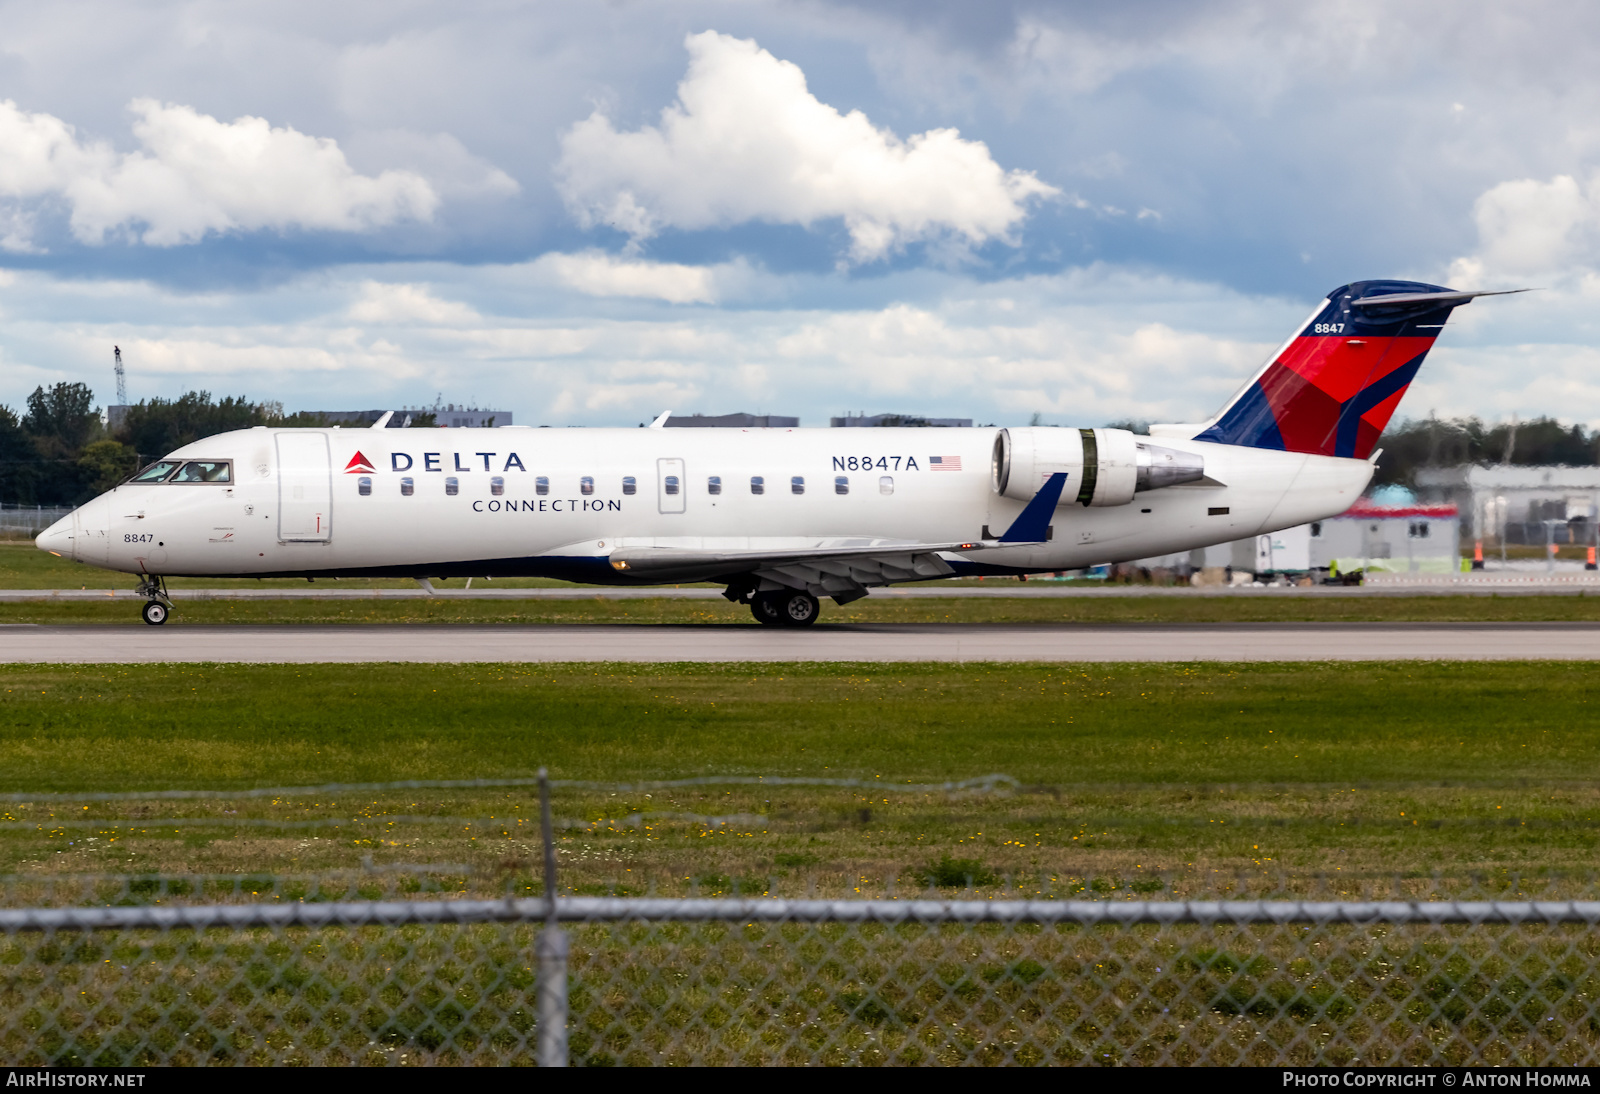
xmin=1 ymin=660 xmax=1594 ymax=897
xmin=12 ymin=541 xmax=1600 ymax=626
xmin=7 ymin=592 xmax=1600 ymax=625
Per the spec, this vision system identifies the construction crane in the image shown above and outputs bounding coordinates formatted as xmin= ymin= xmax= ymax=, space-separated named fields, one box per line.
xmin=113 ymin=345 xmax=127 ymax=405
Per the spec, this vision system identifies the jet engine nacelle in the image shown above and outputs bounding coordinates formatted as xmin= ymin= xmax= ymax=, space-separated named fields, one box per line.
xmin=992 ymin=427 xmax=1205 ymax=507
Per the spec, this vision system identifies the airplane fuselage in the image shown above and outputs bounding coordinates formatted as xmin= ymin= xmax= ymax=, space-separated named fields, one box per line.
xmin=41 ymin=424 xmax=1371 ymax=584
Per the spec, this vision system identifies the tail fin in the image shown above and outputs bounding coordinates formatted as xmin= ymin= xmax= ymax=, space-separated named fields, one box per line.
xmin=1192 ymin=281 xmax=1509 ymax=459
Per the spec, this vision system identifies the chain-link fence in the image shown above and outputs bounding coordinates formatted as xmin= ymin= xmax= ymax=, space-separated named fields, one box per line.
xmin=0 ymin=504 xmax=72 ymax=536
xmin=5 ymin=773 xmax=1600 ymax=1066
xmin=6 ymin=891 xmax=1600 ymax=1066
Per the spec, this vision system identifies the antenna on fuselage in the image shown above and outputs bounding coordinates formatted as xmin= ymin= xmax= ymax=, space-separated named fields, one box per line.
xmin=113 ymin=345 xmax=127 ymax=405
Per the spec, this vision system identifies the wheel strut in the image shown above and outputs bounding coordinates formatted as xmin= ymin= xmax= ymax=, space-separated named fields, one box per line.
xmin=135 ymin=576 xmax=172 ymax=626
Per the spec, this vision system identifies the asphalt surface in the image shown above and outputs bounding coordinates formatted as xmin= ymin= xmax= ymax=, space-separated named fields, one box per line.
xmin=0 ymin=622 xmax=1596 ymax=663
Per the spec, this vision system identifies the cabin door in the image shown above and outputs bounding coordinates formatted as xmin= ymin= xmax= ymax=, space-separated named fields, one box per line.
xmin=277 ymin=433 xmax=333 ymax=542
xmin=657 ymin=458 xmax=686 ymax=514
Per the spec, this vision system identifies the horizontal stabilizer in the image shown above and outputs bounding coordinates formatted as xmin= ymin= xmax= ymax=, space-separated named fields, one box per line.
xmin=1349 ymin=288 xmax=1530 ymax=309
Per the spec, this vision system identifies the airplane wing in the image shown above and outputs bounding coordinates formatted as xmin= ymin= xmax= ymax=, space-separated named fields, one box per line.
xmin=609 ymin=539 xmax=999 ymax=602
xmin=604 ymin=472 xmax=1069 ymax=603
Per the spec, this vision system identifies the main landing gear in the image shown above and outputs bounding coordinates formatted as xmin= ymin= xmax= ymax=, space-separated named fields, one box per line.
xmin=136 ymin=576 xmax=172 ymax=626
xmin=750 ymin=589 xmax=821 ymax=627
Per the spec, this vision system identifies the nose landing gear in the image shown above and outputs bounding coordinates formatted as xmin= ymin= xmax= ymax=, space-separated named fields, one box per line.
xmin=135 ymin=576 xmax=172 ymax=626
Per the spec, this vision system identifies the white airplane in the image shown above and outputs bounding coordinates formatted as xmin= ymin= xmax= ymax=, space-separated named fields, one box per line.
xmin=37 ymin=280 xmax=1519 ymax=626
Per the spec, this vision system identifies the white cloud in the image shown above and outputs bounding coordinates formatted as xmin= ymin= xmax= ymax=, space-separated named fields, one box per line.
xmin=347 ymin=282 xmax=481 ymax=325
xmin=527 ymin=250 xmax=722 ymax=304
xmin=1448 ymin=172 xmax=1600 ymax=285
xmin=0 ymin=98 xmax=440 ymax=249
xmin=769 ymin=301 xmax=1267 ymax=423
xmin=342 ymin=129 xmax=520 ymax=201
xmin=4 ymin=260 xmax=1571 ymax=430
xmin=556 ymin=31 xmax=1058 ymax=262
xmin=117 ymin=337 xmax=368 ymax=376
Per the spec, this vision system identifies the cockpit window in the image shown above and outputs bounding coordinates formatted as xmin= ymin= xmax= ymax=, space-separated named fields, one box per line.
xmin=130 ymin=461 xmax=181 ymax=483
xmin=170 ymin=460 xmax=232 ymax=483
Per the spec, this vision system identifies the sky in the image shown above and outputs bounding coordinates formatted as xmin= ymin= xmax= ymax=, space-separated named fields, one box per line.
xmin=3 ymin=0 xmax=1600 ymax=429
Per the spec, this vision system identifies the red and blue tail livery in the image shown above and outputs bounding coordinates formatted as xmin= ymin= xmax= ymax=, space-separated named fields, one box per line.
xmin=1194 ymin=281 xmax=1506 ymax=460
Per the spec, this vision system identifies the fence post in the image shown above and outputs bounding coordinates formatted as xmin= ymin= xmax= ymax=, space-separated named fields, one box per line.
xmin=536 ymin=767 xmax=568 ymax=1067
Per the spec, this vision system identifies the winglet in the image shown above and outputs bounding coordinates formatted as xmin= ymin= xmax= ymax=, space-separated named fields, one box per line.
xmin=999 ymin=472 xmax=1067 ymax=543
xmin=371 ymin=411 xmax=394 ymax=430
xmin=649 ymin=410 xmax=672 ymax=429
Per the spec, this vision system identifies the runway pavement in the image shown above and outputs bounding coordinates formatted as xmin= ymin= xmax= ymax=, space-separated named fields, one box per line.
xmin=0 ymin=622 xmax=1596 ymax=663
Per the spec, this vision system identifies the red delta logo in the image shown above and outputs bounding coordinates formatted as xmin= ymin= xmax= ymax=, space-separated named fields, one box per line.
xmin=344 ymin=451 xmax=376 ymax=474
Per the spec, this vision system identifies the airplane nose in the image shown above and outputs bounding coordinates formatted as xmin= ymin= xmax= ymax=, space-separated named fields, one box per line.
xmin=36 ymin=513 xmax=76 ymax=560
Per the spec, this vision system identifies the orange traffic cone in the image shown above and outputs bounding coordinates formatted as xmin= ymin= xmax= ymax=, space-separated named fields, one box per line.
xmin=1588 ymin=545 xmax=1597 ymax=571
xmin=1471 ymin=540 xmax=1485 ymax=571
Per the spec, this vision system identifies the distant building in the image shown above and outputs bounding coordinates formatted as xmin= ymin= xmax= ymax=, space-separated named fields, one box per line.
xmin=1135 ymin=501 xmax=1461 ymax=576
xmin=664 ymin=413 xmax=799 ymax=428
xmin=1417 ymin=464 xmax=1600 ymax=547
xmin=831 ymin=413 xmax=973 ymax=428
xmin=314 ymin=407 xmax=514 ymax=428
xmin=106 ymin=405 xmax=131 ymax=431
xmin=1303 ymin=501 xmax=1460 ymax=574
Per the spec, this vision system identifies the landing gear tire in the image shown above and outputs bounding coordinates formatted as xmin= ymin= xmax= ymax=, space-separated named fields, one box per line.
xmin=751 ymin=594 xmax=783 ymax=625
xmin=776 ymin=590 xmax=821 ymax=627
xmin=141 ymin=600 xmax=168 ymax=626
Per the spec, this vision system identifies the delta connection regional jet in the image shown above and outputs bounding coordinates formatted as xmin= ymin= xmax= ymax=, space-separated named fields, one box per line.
xmin=38 ymin=280 xmax=1520 ymax=627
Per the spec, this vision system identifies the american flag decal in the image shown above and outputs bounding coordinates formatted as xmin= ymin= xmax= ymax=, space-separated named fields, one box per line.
xmin=929 ymin=455 xmax=962 ymax=471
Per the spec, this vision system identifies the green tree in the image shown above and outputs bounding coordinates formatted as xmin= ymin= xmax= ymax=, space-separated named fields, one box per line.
xmin=0 ymin=404 xmax=41 ymax=505
xmin=76 ymin=439 xmax=140 ymax=493
xmin=276 ymin=411 xmax=332 ymax=427
xmin=20 ymin=383 xmax=99 ymax=504
xmin=116 ymin=392 xmax=267 ymax=462
xmin=1372 ymin=415 xmax=1600 ymax=488
xmin=23 ymin=382 xmax=98 ymax=453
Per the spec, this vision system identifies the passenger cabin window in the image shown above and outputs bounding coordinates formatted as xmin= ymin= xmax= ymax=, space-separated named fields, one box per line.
xmin=622 ymin=476 xmax=637 ymax=495
xmin=445 ymin=477 xmax=459 ymax=496
xmin=400 ymin=477 xmax=415 ymax=496
xmin=358 ymin=476 xmax=372 ymax=496
xmin=664 ymin=475 xmax=680 ymax=495
xmin=131 ymin=461 xmax=181 ymax=483
xmin=580 ymin=476 xmax=594 ymax=495
xmin=835 ymin=476 xmax=849 ymax=495
xmin=707 ymin=475 xmax=722 ymax=495
xmin=490 ymin=476 xmax=505 ymax=496
xmin=536 ymin=476 xmax=549 ymax=496
xmin=750 ymin=475 xmax=765 ymax=495
xmin=170 ymin=460 xmax=232 ymax=483
xmin=879 ymin=476 xmax=894 ymax=495
xmin=791 ymin=476 xmax=805 ymax=495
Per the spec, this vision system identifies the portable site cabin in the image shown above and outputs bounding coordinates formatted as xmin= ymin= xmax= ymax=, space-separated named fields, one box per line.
xmin=1304 ymin=501 xmax=1460 ymax=575
xmin=1129 ymin=500 xmax=1460 ymax=578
